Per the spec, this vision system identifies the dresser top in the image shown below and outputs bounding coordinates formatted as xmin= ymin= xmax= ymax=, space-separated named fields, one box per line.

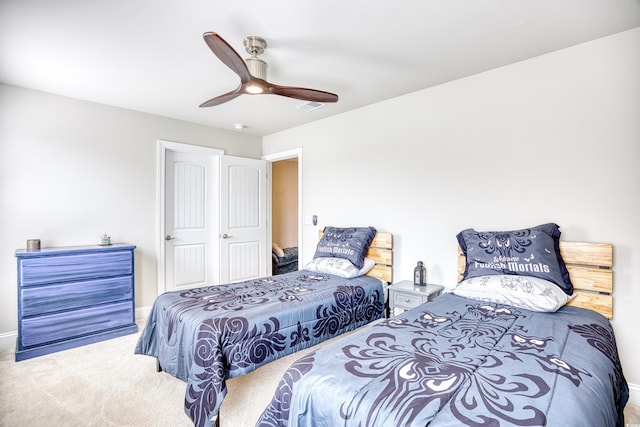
xmin=15 ymin=243 xmax=136 ymax=258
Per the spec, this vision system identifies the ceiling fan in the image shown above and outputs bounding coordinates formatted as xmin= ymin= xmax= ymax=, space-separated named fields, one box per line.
xmin=199 ymin=32 xmax=339 ymax=108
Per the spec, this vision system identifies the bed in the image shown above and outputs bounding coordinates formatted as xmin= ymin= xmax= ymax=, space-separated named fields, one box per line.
xmin=134 ymin=227 xmax=393 ymax=427
xmin=272 ymin=244 xmax=298 ymax=275
xmin=257 ymin=224 xmax=629 ymax=427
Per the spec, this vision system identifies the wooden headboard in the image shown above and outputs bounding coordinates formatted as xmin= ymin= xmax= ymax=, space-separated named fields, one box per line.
xmin=318 ymin=230 xmax=393 ymax=283
xmin=457 ymin=241 xmax=614 ymax=319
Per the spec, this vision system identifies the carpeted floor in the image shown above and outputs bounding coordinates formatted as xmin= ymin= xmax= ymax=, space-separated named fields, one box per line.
xmin=628 ymin=404 xmax=640 ymax=427
xmin=0 ymin=320 xmax=354 ymax=427
xmin=0 ymin=321 xmax=190 ymax=426
xmin=1 ymin=320 xmax=638 ymax=427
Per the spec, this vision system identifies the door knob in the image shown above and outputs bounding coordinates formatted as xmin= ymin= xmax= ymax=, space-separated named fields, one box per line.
xmin=222 ymin=233 xmax=233 ymax=239
xmin=165 ymin=235 xmax=175 ymax=241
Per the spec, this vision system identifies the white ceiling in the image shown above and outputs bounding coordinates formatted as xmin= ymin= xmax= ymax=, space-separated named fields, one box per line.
xmin=1 ymin=0 xmax=639 ymax=137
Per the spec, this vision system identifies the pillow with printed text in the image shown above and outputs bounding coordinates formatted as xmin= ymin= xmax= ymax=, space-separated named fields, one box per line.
xmin=456 ymin=223 xmax=573 ymax=295
xmin=313 ymin=226 xmax=376 ymax=270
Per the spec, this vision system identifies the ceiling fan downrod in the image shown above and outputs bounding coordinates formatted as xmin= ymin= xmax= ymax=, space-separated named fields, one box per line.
xmin=243 ymin=36 xmax=267 ymax=80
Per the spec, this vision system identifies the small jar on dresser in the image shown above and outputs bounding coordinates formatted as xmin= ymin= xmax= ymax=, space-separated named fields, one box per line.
xmin=389 ymin=280 xmax=444 ymax=316
xmin=15 ymin=243 xmax=137 ymax=361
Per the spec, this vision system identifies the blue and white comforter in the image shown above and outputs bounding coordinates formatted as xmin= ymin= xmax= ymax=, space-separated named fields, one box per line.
xmin=134 ymin=271 xmax=385 ymax=427
xmin=257 ymin=293 xmax=628 ymax=427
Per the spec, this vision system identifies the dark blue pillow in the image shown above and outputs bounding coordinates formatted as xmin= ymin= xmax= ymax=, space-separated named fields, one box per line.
xmin=456 ymin=223 xmax=573 ymax=295
xmin=314 ymin=226 xmax=376 ymax=270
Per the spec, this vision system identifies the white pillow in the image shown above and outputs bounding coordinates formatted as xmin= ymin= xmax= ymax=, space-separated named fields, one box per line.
xmin=453 ymin=274 xmax=573 ymax=312
xmin=304 ymin=257 xmax=375 ymax=279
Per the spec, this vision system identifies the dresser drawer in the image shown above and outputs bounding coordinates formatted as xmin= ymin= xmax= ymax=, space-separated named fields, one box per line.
xmin=19 ymin=251 xmax=132 ymax=287
xmin=21 ymin=276 xmax=133 ymax=317
xmin=20 ymin=301 xmax=134 ymax=348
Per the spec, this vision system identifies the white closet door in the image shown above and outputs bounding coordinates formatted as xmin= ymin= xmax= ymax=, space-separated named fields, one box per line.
xmin=165 ymin=150 xmax=215 ymax=291
xmin=220 ymin=155 xmax=267 ymax=283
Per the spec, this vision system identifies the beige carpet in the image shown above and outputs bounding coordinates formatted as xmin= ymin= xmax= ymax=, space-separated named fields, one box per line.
xmin=0 ymin=321 xmax=356 ymax=427
xmin=1 ymin=321 xmax=639 ymax=427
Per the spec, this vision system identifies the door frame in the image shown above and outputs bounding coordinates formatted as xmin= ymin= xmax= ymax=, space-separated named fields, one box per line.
xmin=156 ymin=140 xmax=224 ymax=295
xmin=263 ymin=148 xmax=303 ymax=265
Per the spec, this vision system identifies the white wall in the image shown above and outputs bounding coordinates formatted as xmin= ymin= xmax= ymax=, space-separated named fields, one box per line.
xmin=0 ymin=84 xmax=262 ymax=336
xmin=264 ymin=28 xmax=640 ymax=389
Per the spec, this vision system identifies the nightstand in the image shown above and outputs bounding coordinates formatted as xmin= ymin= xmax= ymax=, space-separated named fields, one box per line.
xmin=389 ymin=280 xmax=444 ymax=316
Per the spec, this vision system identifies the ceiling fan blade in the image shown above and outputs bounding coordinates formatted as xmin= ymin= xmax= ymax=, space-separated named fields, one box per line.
xmin=199 ymin=86 xmax=243 ymax=108
xmin=268 ymin=84 xmax=339 ymax=103
xmin=203 ymin=32 xmax=252 ymax=83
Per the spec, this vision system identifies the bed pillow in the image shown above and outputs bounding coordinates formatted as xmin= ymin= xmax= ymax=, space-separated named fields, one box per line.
xmin=456 ymin=223 xmax=573 ymax=295
xmin=304 ymin=257 xmax=376 ymax=279
xmin=272 ymin=242 xmax=285 ymax=258
xmin=313 ymin=226 xmax=376 ymax=269
xmin=453 ymin=274 xmax=573 ymax=312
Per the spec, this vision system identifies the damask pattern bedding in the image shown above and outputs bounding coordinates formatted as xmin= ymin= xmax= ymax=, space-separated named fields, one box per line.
xmin=134 ymin=270 xmax=385 ymax=427
xmin=257 ymin=293 xmax=628 ymax=427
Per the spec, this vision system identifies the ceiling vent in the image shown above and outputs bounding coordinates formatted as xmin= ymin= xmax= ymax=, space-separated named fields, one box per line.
xmin=297 ymin=101 xmax=325 ymax=112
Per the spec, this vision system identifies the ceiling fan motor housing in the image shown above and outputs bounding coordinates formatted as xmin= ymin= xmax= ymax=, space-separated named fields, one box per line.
xmin=243 ymin=36 xmax=268 ymax=79
xmin=246 ymin=57 xmax=267 ymax=80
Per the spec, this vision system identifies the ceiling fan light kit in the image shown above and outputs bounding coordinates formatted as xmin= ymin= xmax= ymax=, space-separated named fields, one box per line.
xmin=199 ymin=32 xmax=338 ymax=108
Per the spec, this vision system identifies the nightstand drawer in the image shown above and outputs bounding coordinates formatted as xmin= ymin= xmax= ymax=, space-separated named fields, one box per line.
xmin=392 ymin=291 xmax=424 ymax=309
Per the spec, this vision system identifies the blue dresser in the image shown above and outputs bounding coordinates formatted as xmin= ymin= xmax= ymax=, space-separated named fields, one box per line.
xmin=15 ymin=244 xmax=138 ymax=361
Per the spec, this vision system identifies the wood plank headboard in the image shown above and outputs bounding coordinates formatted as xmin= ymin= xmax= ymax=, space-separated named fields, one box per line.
xmin=457 ymin=241 xmax=614 ymax=319
xmin=318 ymin=230 xmax=393 ymax=283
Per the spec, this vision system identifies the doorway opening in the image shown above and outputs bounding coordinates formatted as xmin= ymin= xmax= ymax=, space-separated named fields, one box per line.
xmin=264 ymin=149 xmax=302 ymax=275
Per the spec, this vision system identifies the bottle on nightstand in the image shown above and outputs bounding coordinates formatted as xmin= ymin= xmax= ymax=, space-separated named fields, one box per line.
xmin=414 ymin=261 xmax=427 ymax=286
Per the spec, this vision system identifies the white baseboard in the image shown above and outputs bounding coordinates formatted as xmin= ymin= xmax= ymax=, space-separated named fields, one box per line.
xmin=629 ymin=382 xmax=640 ymax=407
xmin=135 ymin=305 xmax=152 ymax=321
xmin=0 ymin=331 xmax=16 ymax=352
